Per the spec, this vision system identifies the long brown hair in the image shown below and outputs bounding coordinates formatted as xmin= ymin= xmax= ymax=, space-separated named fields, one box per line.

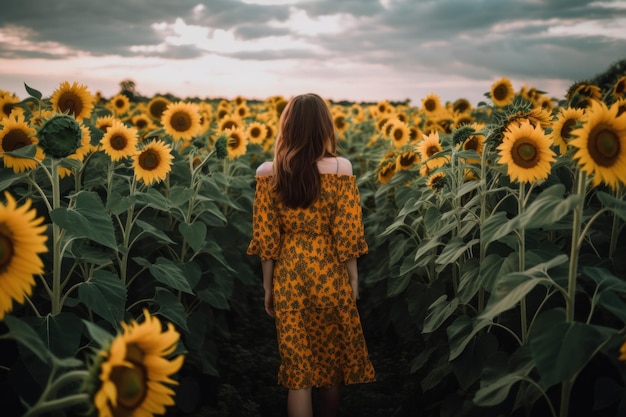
xmin=273 ymin=93 xmax=337 ymax=208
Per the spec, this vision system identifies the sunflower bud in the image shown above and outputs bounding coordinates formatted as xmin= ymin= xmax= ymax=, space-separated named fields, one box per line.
xmin=213 ymin=134 xmax=228 ymax=160
xmin=37 ymin=114 xmax=82 ymax=158
xmin=452 ymin=125 xmax=475 ymax=146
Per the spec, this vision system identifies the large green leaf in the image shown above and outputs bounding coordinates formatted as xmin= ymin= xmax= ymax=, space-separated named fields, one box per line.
xmin=78 ymin=269 xmax=127 ymax=327
xmin=586 ymin=266 xmax=626 ymax=324
xmin=82 ymin=320 xmax=114 ymax=347
xmin=456 ymin=257 xmax=481 ymax=304
xmin=3 ymin=315 xmax=51 ymax=364
xmin=519 ymin=184 xmax=581 ymax=229
xmin=135 ymin=219 xmax=176 ymax=244
xmin=106 ymin=192 xmax=136 ymax=215
xmin=474 ymin=347 xmax=535 ymax=406
xmin=447 ymin=315 xmax=493 ymax=360
xmin=146 ymin=256 xmax=194 ymax=294
xmin=154 ymin=287 xmax=189 ymax=332
xmin=197 ymin=287 xmax=230 ymax=310
xmin=451 ymin=332 xmax=498 ymax=390
xmin=49 ymin=191 xmax=117 ymax=250
xmin=478 ymin=255 xmax=567 ymax=321
xmin=179 ymin=221 xmax=207 ymax=252
xmin=135 ymin=187 xmax=172 ymax=211
xmin=436 ymin=237 xmax=479 ymax=265
xmin=423 ymin=295 xmax=460 ymax=334
xmin=530 ymin=309 xmax=617 ymax=388
xmin=26 ymin=313 xmax=83 ymax=361
xmin=597 ymin=191 xmax=626 ymax=221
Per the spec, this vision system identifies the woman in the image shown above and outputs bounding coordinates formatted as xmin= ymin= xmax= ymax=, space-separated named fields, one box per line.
xmin=247 ymin=93 xmax=375 ymax=417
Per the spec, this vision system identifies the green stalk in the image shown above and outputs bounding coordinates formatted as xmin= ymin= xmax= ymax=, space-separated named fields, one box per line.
xmin=560 ymin=169 xmax=587 ymax=417
xmin=608 ymin=187 xmax=623 ymax=259
xmin=50 ymin=159 xmax=62 ymax=316
xmin=119 ymin=177 xmax=137 ymax=285
xmin=518 ymin=182 xmax=527 ymax=343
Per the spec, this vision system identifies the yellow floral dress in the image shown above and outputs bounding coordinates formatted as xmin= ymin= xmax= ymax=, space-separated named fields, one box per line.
xmin=247 ymin=174 xmax=376 ymax=389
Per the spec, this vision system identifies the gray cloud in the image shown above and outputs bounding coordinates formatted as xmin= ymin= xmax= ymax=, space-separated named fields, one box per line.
xmin=0 ymin=0 xmax=624 ymax=101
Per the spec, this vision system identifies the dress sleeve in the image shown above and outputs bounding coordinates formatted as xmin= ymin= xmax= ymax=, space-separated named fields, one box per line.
xmin=332 ymin=176 xmax=368 ymax=262
xmin=247 ymin=176 xmax=281 ymax=260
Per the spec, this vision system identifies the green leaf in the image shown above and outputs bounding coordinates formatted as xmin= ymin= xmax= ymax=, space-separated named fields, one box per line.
xmin=78 ymin=270 xmax=127 ymax=326
xmin=3 ymin=315 xmax=51 ymax=364
xmin=49 ymin=191 xmax=117 ymax=250
xmin=435 ymin=237 xmax=479 ymax=265
xmin=447 ymin=315 xmax=493 ymax=360
xmin=3 ymin=143 xmax=38 ymax=159
xmin=135 ymin=187 xmax=171 ymax=211
xmin=423 ymin=295 xmax=460 ymax=334
xmin=474 ymin=347 xmax=535 ymax=406
xmin=0 ymin=167 xmax=27 ymax=190
xmin=106 ymin=192 xmax=136 ymax=215
xmin=148 ymin=257 xmax=194 ymax=294
xmin=135 ymin=219 xmax=176 ymax=244
xmin=26 ymin=313 xmax=83 ymax=362
xmin=179 ymin=221 xmax=207 ymax=252
xmin=202 ymin=240 xmax=236 ymax=273
xmin=530 ymin=309 xmax=617 ymax=388
xmin=480 ymin=211 xmax=512 ymax=247
xmin=519 ymin=184 xmax=581 ymax=229
xmin=24 ymin=82 xmax=42 ymax=100
xmin=154 ymin=288 xmax=189 ymax=332
xmin=197 ymin=287 xmax=231 ymax=310
xmin=387 ymin=273 xmax=410 ymax=297
xmin=457 ymin=257 xmax=481 ymax=304
xmin=597 ymin=191 xmax=626 ymax=222
xmin=168 ymin=186 xmax=195 ymax=206
xmin=478 ymin=255 xmax=567 ymax=321
xmin=82 ymin=320 xmax=115 ymax=347
xmin=451 ymin=332 xmax=498 ymax=390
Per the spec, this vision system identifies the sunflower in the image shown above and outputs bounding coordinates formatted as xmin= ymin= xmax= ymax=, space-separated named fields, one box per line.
xmin=225 ymin=127 xmax=248 ymax=160
xmin=417 ymin=131 xmax=447 ymax=170
xmin=349 ymin=104 xmax=365 ymax=123
xmin=0 ymin=192 xmax=48 ymax=320
xmin=58 ymin=123 xmax=95 ymax=178
xmin=619 ymin=341 xmax=626 ymax=362
xmin=147 ymin=96 xmax=170 ymax=121
xmin=100 ymin=121 xmax=139 ymax=161
xmin=161 ymin=102 xmax=201 ymax=142
xmin=490 ymin=77 xmax=515 ymax=107
xmin=537 ymin=95 xmax=554 ymax=113
xmin=454 ymin=112 xmax=474 ymax=128
xmin=569 ymin=100 xmax=626 ymax=189
xmin=132 ymin=140 xmax=174 ymax=185
xmin=388 ymin=121 xmax=410 ymax=149
xmin=0 ymin=93 xmax=20 ymax=120
xmin=453 ymin=98 xmax=472 ymax=114
xmin=422 ymin=93 xmax=443 ymax=115
xmin=567 ymin=83 xmax=602 ymax=109
xmin=613 ymin=75 xmax=626 ymax=100
xmin=131 ymin=113 xmax=156 ymax=133
xmin=246 ymin=121 xmax=268 ymax=145
xmin=218 ymin=115 xmax=243 ymax=133
xmin=497 ymin=120 xmax=556 ymax=183
xmin=234 ymin=104 xmax=250 ymax=119
xmin=333 ymin=113 xmax=349 ymax=136
xmin=109 ymin=94 xmax=131 ymax=115
xmin=427 ymin=172 xmax=447 ymax=191
xmin=377 ymin=159 xmax=396 ymax=184
xmin=96 ymin=115 xmax=120 ymax=133
xmin=0 ymin=114 xmax=45 ymax=173
xmin=550 ymin=107 xmax=585 ymax=155
xmin=93 ymin=309 xmax=184 ymax=417
xmin=615 ymin=98 xmax=626 ymax=118
xmin=49 ymin=81 xmax=94 ymax=121
xmin=461 ymin=124 xmax=486 ymax=165
xmin=396 ymin=148 xmax=419 ymax=171
xmin=408 ymin=125 xmax=421 ymax=142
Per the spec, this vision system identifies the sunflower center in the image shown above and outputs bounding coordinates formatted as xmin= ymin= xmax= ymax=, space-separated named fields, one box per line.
xmin=561 ymin=119 xmax=576 ymax=141
xmin=464 ymin=137 xmax=478 ymax=151
xmin=424 ymin=99 xmax=436 ymax=112
xmin=2 ymin=129 xmax=31 ymax=151
xmin=493 ymin=84 xmax=509 ymax=101
xmin=615 ymin=79 xmax=625 ymax=96
xmin=110 ymin=363 xmax=147 ymax=410
xmin=135 ymin=119 xmax=148 ymax=129
xmin=588 ymin=126 xmax=620 ymax=167
xmin=138 ymin=149 xmax=161 ymax=171
xmin=171 ymin=111 xmax=192 ymax=132
xmin=58 ymin=93 xmax=84 ymax=117
xmin=110 ymin=134 xmax=128 ymax=151
xmin=222 ymin=120 xmax=237 ymax=131
xmin=0 ymin=225 xmax=14 ymax=272
xmin=426 ymin=146 xmax=440 ymax=157
xmin=399 ymin=152 xmax=416 ymax=166
xmin=250 ymin=127 xmax=261 ymax=138
xmin=115 ymin=99 xmax=126 ymax=109
xmin=335 ymin=117 xmax=345 ymax=130
xmin=512 ymin=138 xmax=539 ymax=168
xmin=393 ymin=129 xmax=404 ymax=142
xmin=228 ymin=136 xmax=241 ymax=149
xmin=149 ymin=100 xmax=168 ymax=119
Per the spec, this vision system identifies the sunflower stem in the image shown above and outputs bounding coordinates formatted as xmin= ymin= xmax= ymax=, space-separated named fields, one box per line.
xmin=518 ymin=182 xmax=527 ymax=344
xmin=119 ymin=176 xmax=137 ymax=286
xmin=51 ymin=159 xmax=62 ymax=316
xmin=608 ymin=187 xmax=623 ymax=260
xmin=22 ymin=393 xmax=90 ymax=417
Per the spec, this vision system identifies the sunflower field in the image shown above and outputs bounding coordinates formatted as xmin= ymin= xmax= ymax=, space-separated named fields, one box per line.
xmin=1 ymin=59 xmax=626 ymax=417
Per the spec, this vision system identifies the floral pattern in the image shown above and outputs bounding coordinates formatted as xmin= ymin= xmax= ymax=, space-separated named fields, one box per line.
xmin=248 ymin=174 xmax=375 ymax=389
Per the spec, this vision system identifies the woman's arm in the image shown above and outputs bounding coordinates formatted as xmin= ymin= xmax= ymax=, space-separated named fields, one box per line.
xmin=262 ymin=259 xmax=275 ymax=317
xmin=344 ymin=257 xmax=359 ymax=300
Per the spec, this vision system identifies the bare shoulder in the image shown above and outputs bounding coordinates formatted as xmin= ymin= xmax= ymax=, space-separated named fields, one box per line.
xmin=256 ymin=161 xmax=274 ymax=176
xmin=336 ymin=156 xmax=353 ymax=176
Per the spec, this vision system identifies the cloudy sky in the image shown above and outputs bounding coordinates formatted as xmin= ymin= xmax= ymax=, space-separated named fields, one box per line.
xmin=1 ymin=0 xmax=625 ymax=106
